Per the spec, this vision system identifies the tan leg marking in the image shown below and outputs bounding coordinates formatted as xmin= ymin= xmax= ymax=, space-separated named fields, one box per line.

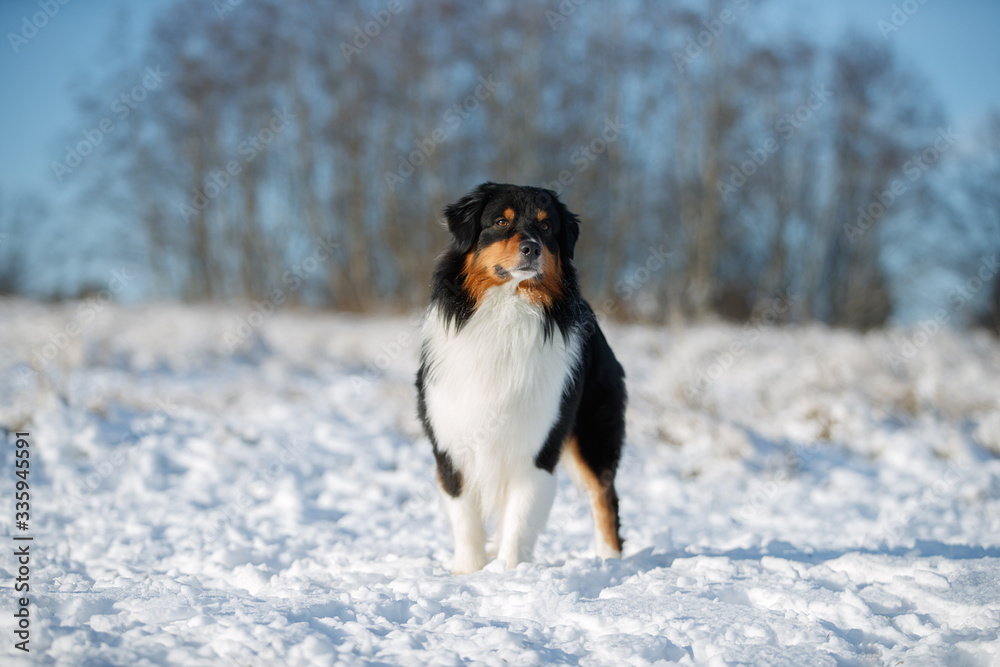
xmin=562 ymin=435 xmax=622 ymax=556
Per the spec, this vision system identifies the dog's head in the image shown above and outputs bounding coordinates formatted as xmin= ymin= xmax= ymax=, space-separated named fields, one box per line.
xmin=443 ymin=183 xmax=580 ymax=305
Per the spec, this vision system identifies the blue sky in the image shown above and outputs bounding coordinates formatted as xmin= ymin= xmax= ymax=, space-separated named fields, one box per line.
xmin=1 ymin=0 xmax=999 ymax=308
xmin=1 ymin=0 xmax=162 ymax=199
xmin=2 ymin=0 xmax=999 ymax=201
xmin=799 ymin=0 xmax=1000 ymax=133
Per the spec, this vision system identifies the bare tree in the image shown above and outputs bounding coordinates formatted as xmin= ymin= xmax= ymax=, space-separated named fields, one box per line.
xmin=68 ymin=0 xmax=965 ymax=331
xmin=0 ymin=192 xmax=40 ymax=295
xmin=961 ymin=110 xmax=1000 ymax=331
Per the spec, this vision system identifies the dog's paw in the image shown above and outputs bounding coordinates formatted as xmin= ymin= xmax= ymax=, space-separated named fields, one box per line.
xmin=451 ymin=553 xmax=487 ymax=575
xmin=596 ymin=542 xmax=622 ymax=560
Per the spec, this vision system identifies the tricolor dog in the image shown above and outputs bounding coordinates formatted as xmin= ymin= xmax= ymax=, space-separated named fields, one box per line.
xmin=416 ymin=182 xmax=627 ymax=573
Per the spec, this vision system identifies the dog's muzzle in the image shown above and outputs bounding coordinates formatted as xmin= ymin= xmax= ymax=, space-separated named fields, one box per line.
xmin=511 ymin=239 xmax=542 ymax=276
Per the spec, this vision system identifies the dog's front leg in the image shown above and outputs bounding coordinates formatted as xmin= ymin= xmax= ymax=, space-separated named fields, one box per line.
xmin=443 ymin=492 xmax=487 ymax=574
xmin=496 ymin=467 xmax=557 ymax=570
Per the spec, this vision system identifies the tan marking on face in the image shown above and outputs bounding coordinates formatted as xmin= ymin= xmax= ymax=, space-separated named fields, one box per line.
xmin=503 ymin=207 xmax=515 ymax=222
xmin=536 ymin=210 xmax=548 ymax=221
xmin=516 ymin=244 xmax=563 ymax=308
xmin=461 ymin=237 xmax=522 ymax=306
xmin=561 ymin=435 xmax=622 ymax=553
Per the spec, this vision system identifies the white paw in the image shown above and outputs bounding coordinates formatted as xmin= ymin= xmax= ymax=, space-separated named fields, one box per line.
xmin=596 ymin=542 xmax=622 ymax=560
xmin=497 ymin=548 xmax=531 ymax=571
xmin=451 ymin=553 xmax=487 ymax=575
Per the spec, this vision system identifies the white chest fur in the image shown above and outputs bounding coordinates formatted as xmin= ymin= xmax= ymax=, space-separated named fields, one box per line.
xmin=422 ymin=284 xmax=581 ymax=510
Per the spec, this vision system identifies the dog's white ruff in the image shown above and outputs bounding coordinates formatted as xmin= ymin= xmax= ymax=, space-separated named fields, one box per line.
xmin=422 ymin=281 xmax=582 ymax=572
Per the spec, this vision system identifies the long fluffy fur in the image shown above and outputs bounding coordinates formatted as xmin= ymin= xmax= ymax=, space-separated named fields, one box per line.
xmin=416 ymin=182 xmax=627 ymax=573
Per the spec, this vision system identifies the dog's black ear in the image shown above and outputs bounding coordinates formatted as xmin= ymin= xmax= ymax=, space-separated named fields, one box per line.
xmin=547 ymin=189 xmax=580 ymax=261
xmin=444 ymin=183 xmax=495 ymax=253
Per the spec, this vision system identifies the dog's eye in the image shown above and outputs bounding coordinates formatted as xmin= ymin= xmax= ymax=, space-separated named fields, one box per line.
xmin=539 ymin=222 xmax=550 ymax=232
xmin=495 ymin=218 xmax=508 ymax=227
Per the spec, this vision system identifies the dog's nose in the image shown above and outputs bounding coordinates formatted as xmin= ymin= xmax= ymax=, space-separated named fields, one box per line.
xmin=519 ymin=239 xmax=541 ymax=258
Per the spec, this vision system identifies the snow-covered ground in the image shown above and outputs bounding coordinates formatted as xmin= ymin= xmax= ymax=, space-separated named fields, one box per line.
xmin=2 ymin=298 xmax=999 ymax=666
